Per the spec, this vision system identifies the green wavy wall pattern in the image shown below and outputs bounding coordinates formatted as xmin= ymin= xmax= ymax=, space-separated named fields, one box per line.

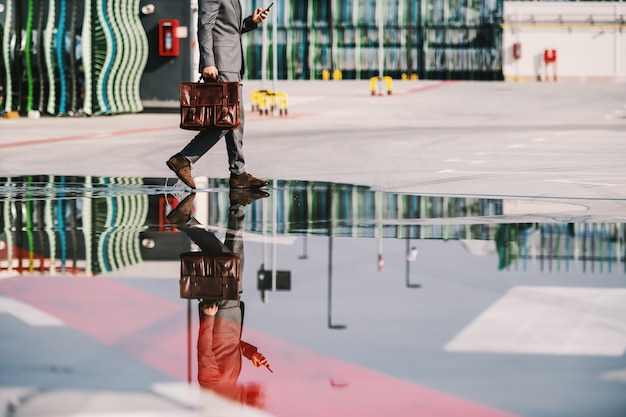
xmin=1 ymin=0 xmax=147 ymax=116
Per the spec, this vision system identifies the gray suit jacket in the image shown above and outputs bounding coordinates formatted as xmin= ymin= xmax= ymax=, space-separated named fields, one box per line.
xmin=198 ymin=0 xmax=258 ymax=77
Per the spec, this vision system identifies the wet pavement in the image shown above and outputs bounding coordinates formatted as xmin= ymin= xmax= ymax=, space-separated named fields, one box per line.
xmin=1 ymin=81 xmax=626 ymax=417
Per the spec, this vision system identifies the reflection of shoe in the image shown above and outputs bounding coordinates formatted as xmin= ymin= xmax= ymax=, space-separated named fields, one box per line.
xmin=167 ymin=193 xmax=196 ymax=225
xmin=166 ymin=154 xmax=196 ymax=189
xmin=229 ymin=172 xmax=269 ymax=189
xmin=229 ymin=189 xmax=269 ymax=207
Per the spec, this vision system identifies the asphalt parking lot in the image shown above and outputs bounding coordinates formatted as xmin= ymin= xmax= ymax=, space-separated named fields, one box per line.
xmin=1 ymin=79 xmax=626 ymax=417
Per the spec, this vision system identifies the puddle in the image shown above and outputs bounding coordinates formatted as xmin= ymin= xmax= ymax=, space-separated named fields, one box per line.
xmin=1 ymin=175 xmax=625 ymax=417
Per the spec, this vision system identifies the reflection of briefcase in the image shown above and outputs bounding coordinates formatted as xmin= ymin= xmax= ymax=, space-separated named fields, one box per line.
xmin=179 ymin=252 xmax=240 ymax=300
xmin=179 ymin=80 xmax=240 ymax=130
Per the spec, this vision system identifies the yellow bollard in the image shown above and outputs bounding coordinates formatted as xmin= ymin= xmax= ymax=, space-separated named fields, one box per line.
xmin=253 ymin=90 xmax=288 ymax=116
xmin=257 ymin=91 xmax=267 ymax=115
xmin=276 ymin=92 xmax=289 ymax=116
xmin=265 ymin=90 xmax=275 ymax=115
xmin=370 ymin=76 xmax=393 ymax=95
xmin=250 ymin=89 xmax=263 ymax=112
xmin=383 ymin=76 xmax=393 ymax=95
xmin=370 ymin=77 xmax=379 ymax=95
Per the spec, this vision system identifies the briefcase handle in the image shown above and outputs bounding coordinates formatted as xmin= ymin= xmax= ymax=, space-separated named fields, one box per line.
xmin=198 ymin=75 xmax=219 ymax=83
xmin=196 ymin=75 xmax=242 ymax=88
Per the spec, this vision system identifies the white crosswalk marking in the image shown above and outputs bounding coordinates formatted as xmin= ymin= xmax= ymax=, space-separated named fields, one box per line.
xmin=445 ymin=287 xmax=626 ymax=356
xmin=0 ymin=296 xmax=63 ymax=326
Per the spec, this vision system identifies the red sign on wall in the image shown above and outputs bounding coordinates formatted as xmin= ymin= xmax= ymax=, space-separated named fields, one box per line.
xmin=159 ymin=19 xmax=179 ymax=57
xmin=544 ymin=49 xmax=557 ymax=63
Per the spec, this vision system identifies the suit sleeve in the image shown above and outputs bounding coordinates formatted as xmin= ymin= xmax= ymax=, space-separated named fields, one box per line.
xmin=241 ymin=16 xmax=258 ymax=34
xmin=197 ymin=316 xmax=221 ymax=386
xmin=240 ymin=340 xmax=258 ymax=361
xmin=198 ymin=0 xmax=220 ymax=68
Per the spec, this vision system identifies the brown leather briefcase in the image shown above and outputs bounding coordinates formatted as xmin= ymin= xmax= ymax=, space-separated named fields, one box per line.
xmin=179 ymin=252 xmax=241 ymax=300
xmin=179 ymin=81 xmax=240 ymax=130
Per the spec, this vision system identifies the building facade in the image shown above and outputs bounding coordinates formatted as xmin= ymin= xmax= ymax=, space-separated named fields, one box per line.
xmin=1 ymin=1 xmax=622 ymax=115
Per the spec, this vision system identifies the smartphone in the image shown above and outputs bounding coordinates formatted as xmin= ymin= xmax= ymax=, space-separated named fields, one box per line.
xmin=266 ymin=2 xmax=273 ymax=11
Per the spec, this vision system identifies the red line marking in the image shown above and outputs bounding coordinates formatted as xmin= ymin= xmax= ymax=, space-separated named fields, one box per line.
xmin=2 ymin=84 xmax=449 ymax=151
xmin=246 ymin=111 xmax=318 ymax=120
xmin=0 ymin=112 xmax=316 ymax=150
xmin=0 ymin=125 xmax=178 ymax=149
xmin=394 ymin=80 xmax=456 ymax=96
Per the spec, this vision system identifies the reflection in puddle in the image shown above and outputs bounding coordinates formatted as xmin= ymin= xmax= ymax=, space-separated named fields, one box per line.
xmin=1 ymin=175 xmax=625 ymax=417
xmin=1 ymin=175 xmax=624 ymax=277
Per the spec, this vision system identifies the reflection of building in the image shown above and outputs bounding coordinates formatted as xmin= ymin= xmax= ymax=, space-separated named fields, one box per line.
xmin=1 ymin=176 xmax=624 ymax=276
xmin=241 ymin=181 xmax=505 ymax=239
xmin=0 ymin=175 xmax=169 ymax=276
xmin=238 ymin=180 xmax=625 ymax=273
xmin=496 ymin=223 xmax=626 ymax=273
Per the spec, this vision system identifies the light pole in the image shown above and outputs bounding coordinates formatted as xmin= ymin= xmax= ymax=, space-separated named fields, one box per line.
xmin=405 ymin=239 xmax=421 ymax=288
xmin=377 ymin=0 xmax=384 ymax=79
xmin=328 ymin=235 xmax=347 ymax=330
xmin=299 ymin=234 xmax=308 ymax=259
xmin=327 ymin=185 xmax=346 ymax=330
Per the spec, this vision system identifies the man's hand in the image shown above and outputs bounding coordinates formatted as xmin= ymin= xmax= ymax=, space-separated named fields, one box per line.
xmin=250 ymin=352 xmax=269 ymax=368
xmin=252 ymin=8 xmax=269 ymax=24
xmin=203 ymin=303 xmax=218 ymax=316
xmin=202 ymin=66 xmax=219 ymax=80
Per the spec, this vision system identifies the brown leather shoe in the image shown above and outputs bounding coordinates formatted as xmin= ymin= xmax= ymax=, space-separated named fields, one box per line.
xmin=229 ymin=189 xmax=269 ymax=207
xmin=229 ymin=172 xmax=269 ymax=189
xmin=166 ymin=154 xmax=196 ymax=189
xmin=167 ymin=193 xmax=195 ymax=225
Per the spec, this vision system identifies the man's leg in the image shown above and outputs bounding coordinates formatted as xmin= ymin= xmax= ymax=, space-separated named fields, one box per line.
xmin=226 ymin=111 xmax=268 ymax=189
xmin=225 ymin=86 xmax=246 ymax=176
xmin=167 ymin=128 xmax=226 ymax=189
xmin=179 ymin=128 xmax=225 ymax=165
xmin=180 ymin=218 xmax=230 ymax=254
xmin=227 ymin=102 xmax=268 ymax=189
xmin=218 ymin=73 xmax=268 ymax=189
xmin=225 ymin=202 xmax=245 ymax=269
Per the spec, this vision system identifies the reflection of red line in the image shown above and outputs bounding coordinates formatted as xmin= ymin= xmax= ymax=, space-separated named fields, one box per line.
xmin=0 ymin=125 xmax=177 ymax=149
xmin=1 ymin=245 xmax=84 ymax=275
xmin=240 ymin=327 xmax=520 ymax=417
xmin=0 ymin=277 xmax=520 ymax=417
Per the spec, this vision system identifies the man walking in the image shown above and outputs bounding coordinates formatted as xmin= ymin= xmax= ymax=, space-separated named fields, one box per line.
xmin=167 ymin=1 xmax=270 ymax=190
